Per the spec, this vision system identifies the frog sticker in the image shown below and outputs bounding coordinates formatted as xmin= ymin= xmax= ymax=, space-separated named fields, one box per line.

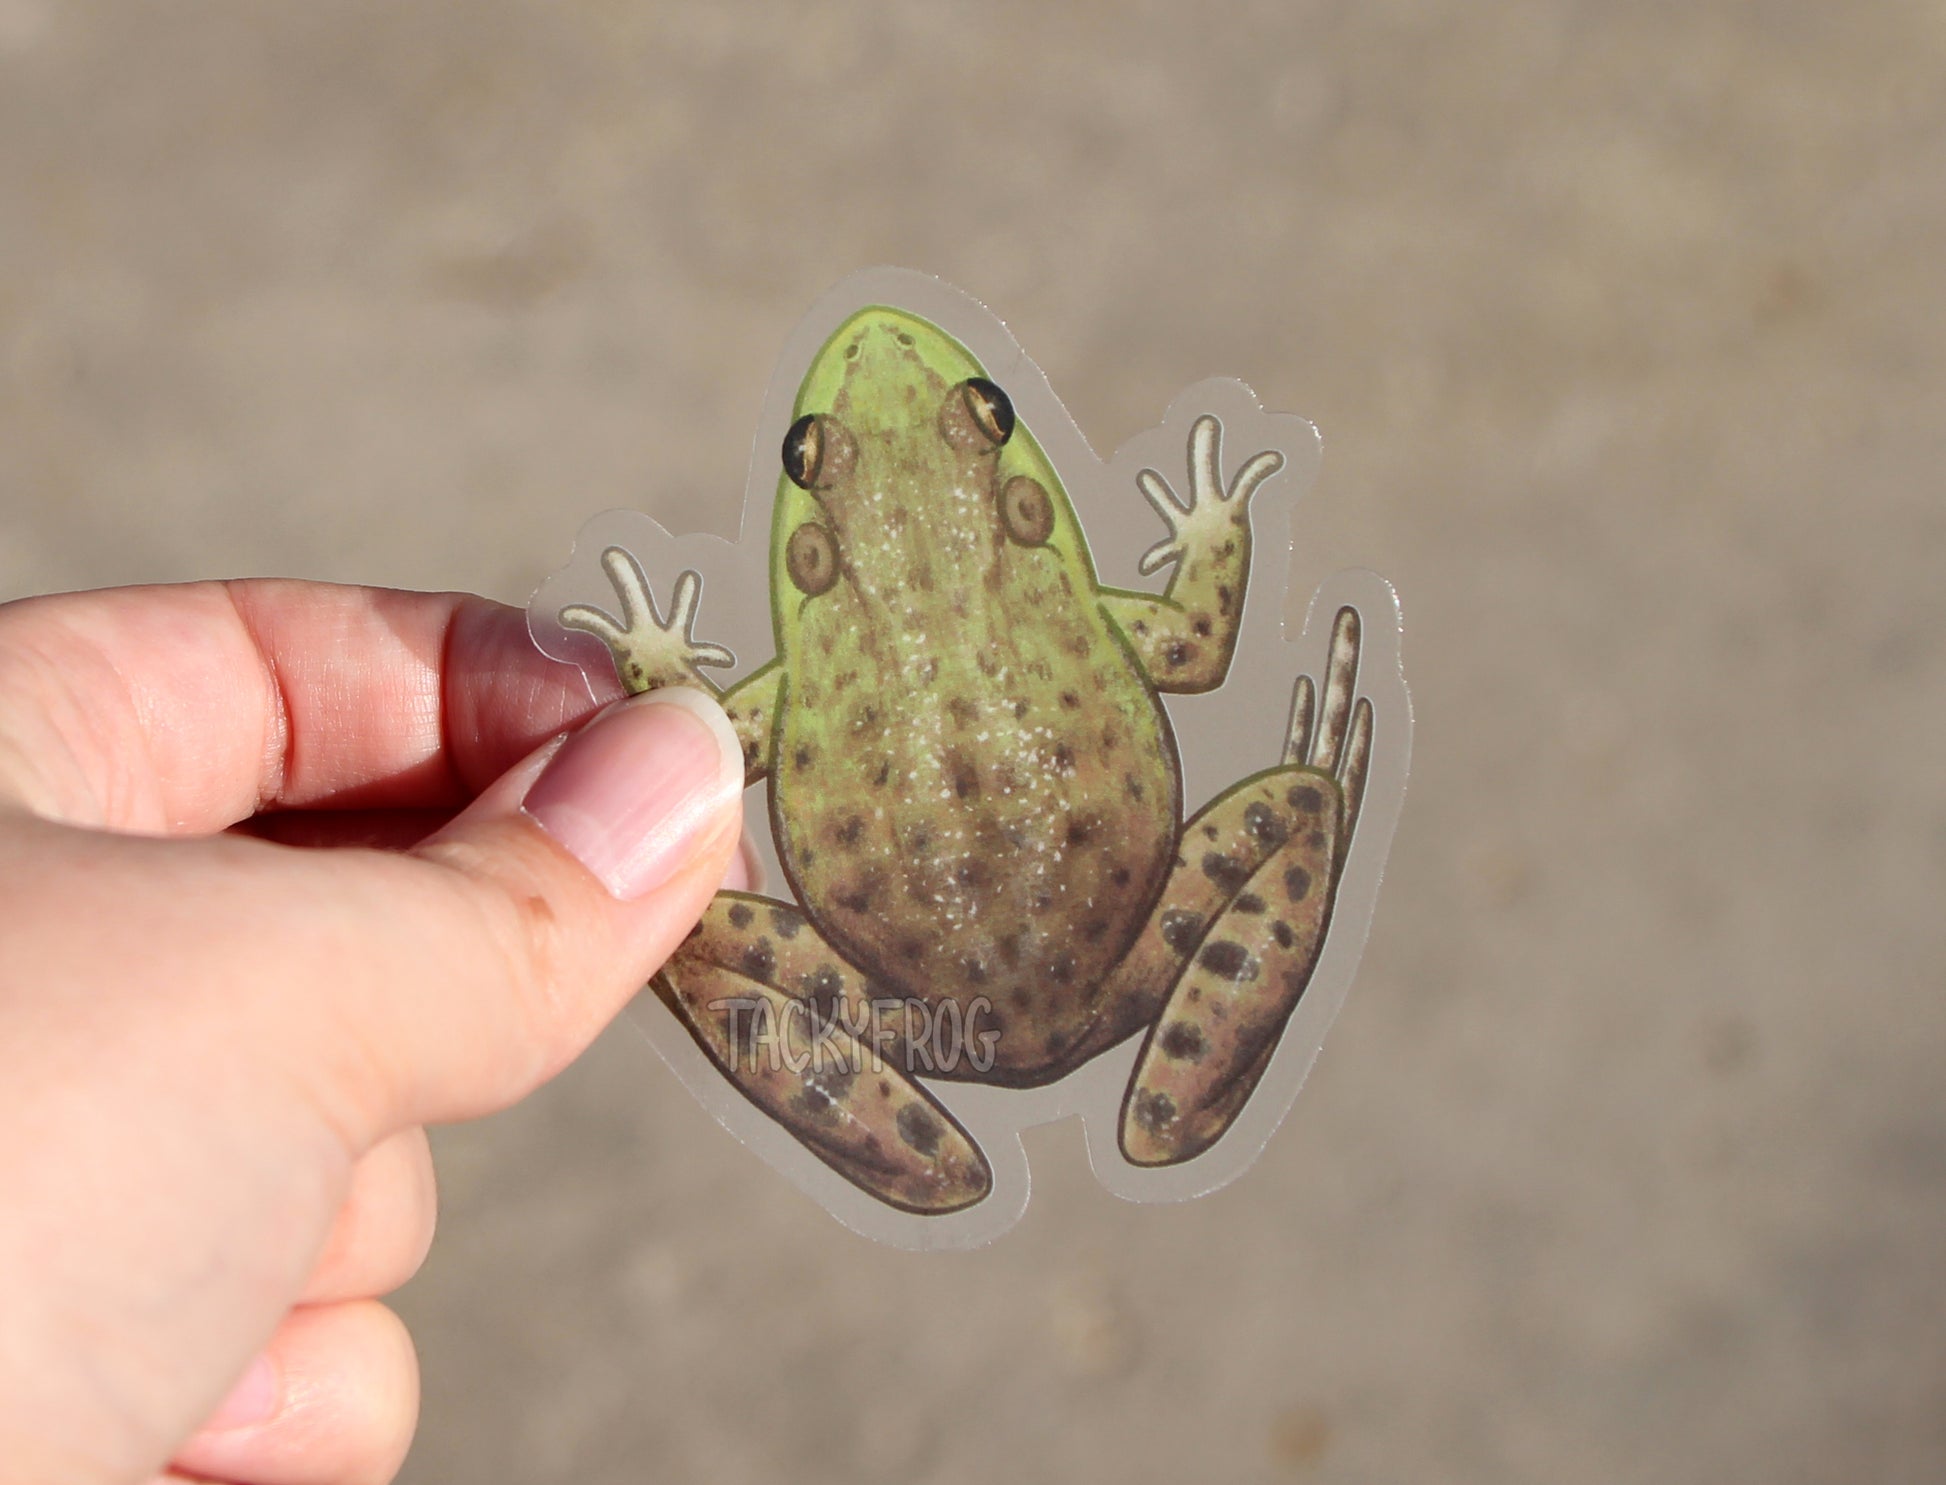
xmin=531 ymin=270 xmax=1409 ymax=1248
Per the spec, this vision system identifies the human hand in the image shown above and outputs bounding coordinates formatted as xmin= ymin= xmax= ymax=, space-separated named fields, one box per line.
xmin=0 ymin=580 xmax=749 ymax=1485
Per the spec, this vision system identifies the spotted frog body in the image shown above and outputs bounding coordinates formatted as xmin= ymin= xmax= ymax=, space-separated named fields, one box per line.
xmin=561 ymin=306 xmax=1377 ymax=1216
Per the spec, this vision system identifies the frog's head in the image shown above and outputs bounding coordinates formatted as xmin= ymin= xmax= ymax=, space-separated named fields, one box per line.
xmin=766 ymin=307 xmax=1090 ymax=662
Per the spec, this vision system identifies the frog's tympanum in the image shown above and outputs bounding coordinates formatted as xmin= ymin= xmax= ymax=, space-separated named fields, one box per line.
xmin=553 ymin=291 xmax=1396 ymax=1225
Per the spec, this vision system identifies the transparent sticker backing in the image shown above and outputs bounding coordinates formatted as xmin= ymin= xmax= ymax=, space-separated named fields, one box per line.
xmin=529 ymin=268 xmax=1411 ymax=1250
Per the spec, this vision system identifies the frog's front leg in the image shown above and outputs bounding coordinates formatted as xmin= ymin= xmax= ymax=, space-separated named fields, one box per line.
xmin=1106 ymin=607 xmax=1375 ymax=1167
xmin=559 ymin=545 xmax=783 ymax=783
xmin=1100 ymin=414 xmax=1285 ymax=693
xmin=655 ymin=895 xmax=994 ymax=1214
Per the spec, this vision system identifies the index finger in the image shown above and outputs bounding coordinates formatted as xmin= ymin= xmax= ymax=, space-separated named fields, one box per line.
xmin=0 ymin=580 xmax=622 ymax=833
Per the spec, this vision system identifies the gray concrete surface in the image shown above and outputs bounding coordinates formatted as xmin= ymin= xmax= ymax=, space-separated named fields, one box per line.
xmin=5 ymin=1 xmax=1944 ymax=1480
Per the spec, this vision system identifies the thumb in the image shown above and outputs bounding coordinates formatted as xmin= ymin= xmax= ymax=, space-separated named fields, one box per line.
xmin=311 ymin=684 xmax=748 ymax=1141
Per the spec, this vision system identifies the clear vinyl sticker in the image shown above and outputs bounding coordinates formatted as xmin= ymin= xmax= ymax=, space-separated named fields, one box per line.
xmin=529 ymin=269 xmax=1411 ymax=1249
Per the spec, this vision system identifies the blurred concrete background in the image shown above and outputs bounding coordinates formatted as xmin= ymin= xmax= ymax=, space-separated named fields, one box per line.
xmin=5 ymin=0 xmax=1944 ymax=1480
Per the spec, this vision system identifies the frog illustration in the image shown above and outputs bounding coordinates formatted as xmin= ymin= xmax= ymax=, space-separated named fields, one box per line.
xmin=558 ymin=306 xmax=1376 ymax=1216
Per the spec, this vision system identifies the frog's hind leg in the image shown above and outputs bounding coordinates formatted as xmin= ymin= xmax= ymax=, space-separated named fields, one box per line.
xmin=1116 ymin=606 xmax=1375 ymax=1168
xmin=653 ymin=895 xmax=993 ymax=1214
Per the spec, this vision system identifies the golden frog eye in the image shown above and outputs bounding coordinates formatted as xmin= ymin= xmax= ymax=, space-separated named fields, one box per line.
xmin=961 ymin=378 xmax=1014 ymax=447
xmin=999 ymin=474 xmax=1054 ymax=546
xmin=786 ymin=521 xmax=840 ymax=595
xmin=781 ymin=414 xmax=822 ymax=489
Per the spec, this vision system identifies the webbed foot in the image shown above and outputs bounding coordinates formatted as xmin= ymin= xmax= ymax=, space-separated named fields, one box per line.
xmin=656 ymin=894 xmax=993 ymax=1214
xmin=1118 ymin=606 xmax=1374 ymax=1166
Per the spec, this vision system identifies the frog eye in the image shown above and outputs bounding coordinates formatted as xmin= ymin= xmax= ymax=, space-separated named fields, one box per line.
xmin=782 ymin=413 xmax=856 ymax=490
xmin=962 ymin=379 xmax=1015 ymax=446
xmin=782 ymin=414 xmax=822 ymax=489
xmin=786 ymin=521 xmax=840 ymax=595
xmin=999 ymin=475 xmax=1055 ymax=546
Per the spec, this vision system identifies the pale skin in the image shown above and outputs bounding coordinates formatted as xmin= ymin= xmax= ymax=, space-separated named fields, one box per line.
xmin=0 ymin=580 xmax=747 ymax=1485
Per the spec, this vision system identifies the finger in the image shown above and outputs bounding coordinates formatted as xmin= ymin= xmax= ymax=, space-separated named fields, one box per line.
xmin=601 ymin=545 xmax=659 ymax=629
xmin=557 ymin=602 xmax=626 ymax=648
xmin=170 ymin=1301 xmax=418 ymax=1485
xmin=1339 ymin=696 xmax=1374 ymax=855
xmin=293 ymin=683 xmax=746 ymax=1138
xmin=0 ymin=582 xmax=621 ymax=834
xmin=1136 ymin=539 xmax=1179 ymax=578
xmin=1190 ymin=414 xmax=1222 ymax=500
xmin=1136 ymin=468 xmax=1187 ymax=522
xmin=668 ymin=568 xmax=703 ymax=631
xmin=1226 ymin=448 xmax=1285 ymax=505
xmin=1310 ymin=606 xmax=1360 ymax=773
xmin=1283 ymin=673 xmax=1316 ymax=766
xmin=300 ymin=1129 xmax=437 ymax=1305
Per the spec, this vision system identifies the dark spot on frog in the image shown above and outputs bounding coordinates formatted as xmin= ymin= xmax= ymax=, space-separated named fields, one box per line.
xmin=1308 ymin=830 xmax=1327 ymax=851
xmin=953 ymin=858 xmax=991 ymax=892
xmin=740 ymin=939 xmax=776 ymax=983
xmin=1216 ymin=583 xmax=1234 ymax=615
xmin=726 ymin=902 xmax=754 ymax=929
xmin=1125 ymin=774 xmax=1146 ymax=802
xmin=961 ymin=955 xmax=990 ymax=985
xmin=872 ymin=759 xmax=892 ymax=787
xmin=1201 ymin=823 xmax=1219 ymax=841
xmin=952 ymin=760 xmax=981 ymax=799
xmin=1131 ymin=1088 xmax=1177 ymax=1133
xmin=1065 ymin=631 xmax=1091 ymax=658
xmin=897 ymin=1103 xmax=944 ymax=1157
xmin=1217 ymin=539 xmax=1236 ymax=558
xmin=1284 ymin=865 xmax=1313 ymax=901
xmin=769 ymin=906 xmax=803 ymax=940
xmin=852 ymin=703 xmax=880 ymax=732
xmin=1159 ymin=1021 xmax=1207 ymax=1061
xmin=1288 ymin=784 xmax=1324 ymax=814
xmin=1052 ymin=743 xmax=1075 ymax=773
xmin=1109 ymin=864 xmax=1133 ymax=887
xmin=1198 ymin=940 xmax=1260 ymax=982
xmin=1082 ymin=916 xmax=1113 ymax=942
xmin=1100 ymin=721 xmax=1119 ymax=750
xmin=877 ymin=1079 xmax=892 ymax=1098
xmin=1009 ymin=987 xmax=1032 ymax=1011
xmin=804 ymin=966 xmax=845 ymax=1021
xmin=795 ymin=1065 xmax=857 ymax=1120
xmin=1028 ymin=887 xmax=1054 ymax=913
xmin=1132 ymin=620 xmax=1149 ymax=636
xmin=793 ymin=743 xmax=815 ymax=771
xmin=1192 ymin=615 xmax=1212 ymax=637
xmin=898 ymin=936 xmax=927 ymax=963
xmin=1235 ymin=893 xmax=1265 ymax=915
xmin=1013 ymin=698 xmax=1030 ymax=719
xmin=836 ymin=882 xmax=875 ymax=913
xmin=1272 ymin=920 xmax=1295 ymax=949
xmin=1065 ymin=814 xmax=1097 ymax=847
xmin=1060 ymin=690 xmax=1081 ymax=710
xmin=1166 ymin=641 xmax=1195 ymax=668
xmin=1048 ymin=954 xmax=1076 ymax=985
xmin=1160 ymin=909 xmax=1204 ymax=954
xmin=835 ymin=814 xmax=866 ymax=847
xmin=908 ymin=824 xmax=933 ymax=855
xmin=948 ymin=695 xmax=979 ymax=727
xmin=1202 ymin=852 xmax=1251 ymax=892
xmin=1245 ymin=802 xmax=1289 ymax=849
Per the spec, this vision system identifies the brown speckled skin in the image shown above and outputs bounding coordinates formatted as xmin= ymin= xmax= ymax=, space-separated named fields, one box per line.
xmin=770 ymin=312 xmax=1180 ymax=1084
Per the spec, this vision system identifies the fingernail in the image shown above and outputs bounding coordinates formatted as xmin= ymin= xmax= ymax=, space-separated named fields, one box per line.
xmin=523 ymin=686 xmax=744 ymax=899
xmin=199 ymin=1353 xmax=279 ymax=1433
